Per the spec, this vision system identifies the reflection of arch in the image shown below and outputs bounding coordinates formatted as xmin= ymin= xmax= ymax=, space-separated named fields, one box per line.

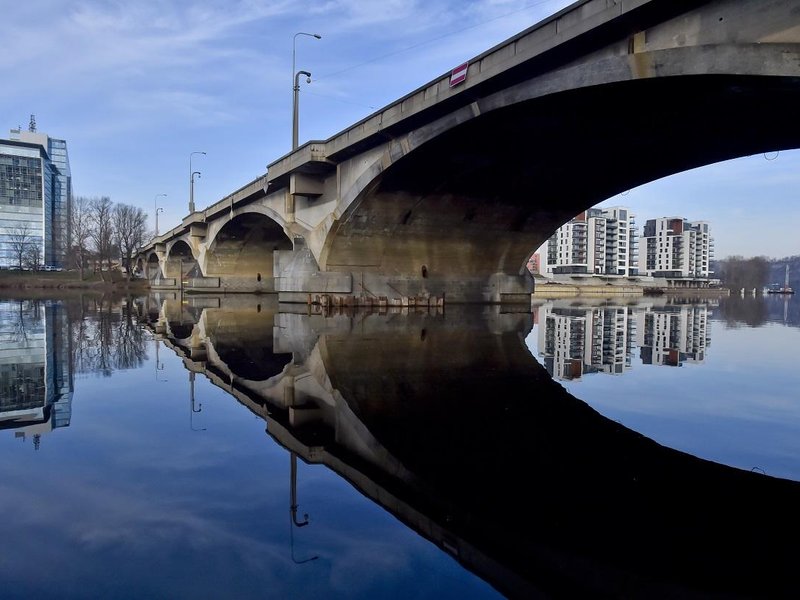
xmin=205 ymin=212 xmax=292 ymax=277
xmin=162 ymin=300 xmax=202 ymax=341
xmin=209 ymin=341 xmax=292 ymax=381
xmin=322 ymin=74 xmax=800 ymax=279
xmin=164 ymin=239 xmax=199 ymax=280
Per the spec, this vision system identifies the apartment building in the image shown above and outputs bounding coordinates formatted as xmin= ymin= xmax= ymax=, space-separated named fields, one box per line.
xmin=639 ymin=217 xmax=713 ymax=281
xmin=541 ymin=206 xmax=638 ymax=277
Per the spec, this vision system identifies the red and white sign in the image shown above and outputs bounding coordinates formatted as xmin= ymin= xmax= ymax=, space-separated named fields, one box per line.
xmin=449 ymin=62 xmax=469 ymax=88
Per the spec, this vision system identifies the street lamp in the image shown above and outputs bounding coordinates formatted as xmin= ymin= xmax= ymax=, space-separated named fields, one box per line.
xmin=292 ymin=32 xmax=321 ymax=150
xmin=153 ymin=193 xmax=166 ymax=236
xmin=156 ymin=207 xmax=164 ymax=237
xmin=189 ymin=151 xmax=206 ymax=212
xmin=293 ymin=70 xmax=312 ymax=150
xmin=191 ymin=171 xmax=201 ymax=216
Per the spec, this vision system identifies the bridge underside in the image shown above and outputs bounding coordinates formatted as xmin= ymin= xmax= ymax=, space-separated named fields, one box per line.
xmin=323 ymin=74 xmax=800 ymax=302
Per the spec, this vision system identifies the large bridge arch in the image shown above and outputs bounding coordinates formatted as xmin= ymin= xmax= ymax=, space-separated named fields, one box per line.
xmin=321 ymin=69 xmax=800 ymax=294
xmin=202 ymin=211 xmax=293 ymax=280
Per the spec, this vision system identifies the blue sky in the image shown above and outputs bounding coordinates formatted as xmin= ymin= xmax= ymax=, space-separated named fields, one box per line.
xmin=3 ymin=0 xmax=798 ymax=259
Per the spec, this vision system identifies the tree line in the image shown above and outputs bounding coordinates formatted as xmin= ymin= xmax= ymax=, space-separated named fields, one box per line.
xmin=6 ymin=196 xmax=150 ymax=279
xmin=68 ymin=196 xmax=149 ymax=280
xmin=714 ymin=255 xmax=800 ymax=292
xmin=714 ymin=256 xmax=770 ymax=292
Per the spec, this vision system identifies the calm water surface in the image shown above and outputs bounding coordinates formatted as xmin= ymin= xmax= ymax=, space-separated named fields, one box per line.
xmin=1 ymin=292 xmax=799 ymax=599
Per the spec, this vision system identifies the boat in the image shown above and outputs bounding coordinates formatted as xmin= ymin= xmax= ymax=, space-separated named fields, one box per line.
xmin=766 ymin=265 xmax=795 ymax=295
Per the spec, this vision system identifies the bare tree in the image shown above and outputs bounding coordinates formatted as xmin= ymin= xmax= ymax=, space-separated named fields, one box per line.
xmin=24 ymin=243 xmax=42 ymax=271
xmin=89 ymin=196 xmax=114 ymax=277
xmin=8 ymin=223 xmax=33 ymax=270
xmin=112 ymin=203 xmax=149 ymax=280
xmin=718 ymin=256 xmax=770 ymax=292
xmin=70 ymin=195 xmax=93 ymax=280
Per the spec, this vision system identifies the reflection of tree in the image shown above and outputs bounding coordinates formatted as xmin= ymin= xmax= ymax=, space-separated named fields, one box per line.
xmin=9 ymin=299 xmax=42 ymax=346
xmin=115 ymin=306 xmax=148 ymax=370
xmin=68 ymin=295 xmax=148 ymax=376
xmin=718 ymin=296 xmax=768 ymax=328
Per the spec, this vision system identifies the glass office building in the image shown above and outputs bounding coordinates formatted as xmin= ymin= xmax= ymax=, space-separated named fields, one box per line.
xmin=0 ymin=125 xmax=72 ymax=269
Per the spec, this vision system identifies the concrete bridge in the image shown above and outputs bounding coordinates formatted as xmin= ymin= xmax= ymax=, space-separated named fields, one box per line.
xmin=138 ymin=0 xmax=800 ymax=304
xmin=139 ymin=294 xmax=800 ymax=597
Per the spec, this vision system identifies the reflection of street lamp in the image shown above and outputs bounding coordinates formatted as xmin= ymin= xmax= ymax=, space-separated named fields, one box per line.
xmin=290 ymin=452 xmax=309 ymax=527
xmin=189 ymin=372 xmax=206 ymax=431
xmin=289 ymin=451 xmax=318 ymax=564
xmin=189 ymin=151 xmax=206 ymax=212
xmin=155 ymin=340 xmax=167 ymax=381
xmin=292 ymin=32 xmax=320 ymax=150
xmin=153 ymin=193 xmax=166 ymax=236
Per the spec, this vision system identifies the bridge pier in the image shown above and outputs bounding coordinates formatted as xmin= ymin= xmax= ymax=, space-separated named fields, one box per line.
xmin=273 ymin=245 xmax=534 ymax=305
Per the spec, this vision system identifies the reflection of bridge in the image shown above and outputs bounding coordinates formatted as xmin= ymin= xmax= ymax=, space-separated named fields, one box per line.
xmin=141 ymin=294 xmax=800 ymax=597
xmin=137 ymin=0 xmax=800 ymax=304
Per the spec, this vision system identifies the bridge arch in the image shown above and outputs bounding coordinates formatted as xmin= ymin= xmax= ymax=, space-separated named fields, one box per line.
xmin=134 ymin=256 xmax=145 ymax=278
xmin=145 ymin=252 xmax=162 ymax=282
xmin=321 ymin=69 xmax=800 ymax=290
xmin=203 ymin=211 xmax=293 ymax=279
xmin=164 ymin=239 xmax=200 ymax=281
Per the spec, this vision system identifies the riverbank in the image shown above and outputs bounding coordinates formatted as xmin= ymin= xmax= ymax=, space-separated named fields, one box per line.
xmin=0 ymin=270 xmax=149 ymax=293
xmin=532 ymin=279 xmax=731 ymax=299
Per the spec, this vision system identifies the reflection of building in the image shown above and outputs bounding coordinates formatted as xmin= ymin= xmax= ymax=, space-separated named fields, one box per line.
xmin=639 ymin=217 xmax=713 ymax=284
xmin=0 ymin=117 xmax=72 ymax=268
xmin=0 ymin=300 xmax=73 ymax=448
xmin=637 ymin=304 xmax=709 ymax=366
xmin=537 ymin=305 xmax=636 ymax=380
xmin=541 ymin=206 xmax=638 ymax=277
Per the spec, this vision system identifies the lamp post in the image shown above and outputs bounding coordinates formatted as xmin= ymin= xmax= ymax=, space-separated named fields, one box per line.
xmin=190 ymin=170 xmax=201 ymax=216
xmin=292 ymin=32 xmax=321 ymax=149
xmin=155 ymin=207 xmax=164 ymax=237
xmin=153 ymin=193 xmax=166 ymax=236
xmin=189 ymin=151 xmax=206 ymax=212
xmin=293 ymin=70 xmax=312 ymax=150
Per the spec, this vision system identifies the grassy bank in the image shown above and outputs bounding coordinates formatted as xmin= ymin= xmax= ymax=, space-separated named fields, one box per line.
xmin=0 ymin=270 xmax=149 ymax=293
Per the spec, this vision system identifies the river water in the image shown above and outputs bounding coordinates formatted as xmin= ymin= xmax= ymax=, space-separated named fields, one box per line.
xmin=0 ymin=292 xmax=798 ymax=599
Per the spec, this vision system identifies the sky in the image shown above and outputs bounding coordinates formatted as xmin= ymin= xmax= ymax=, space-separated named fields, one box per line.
xmin=2 ymin=0 xmax=799 ymax=259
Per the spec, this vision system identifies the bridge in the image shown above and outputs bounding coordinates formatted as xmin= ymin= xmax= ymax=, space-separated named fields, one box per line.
xmin=138 ymin=0 xmax=800 ymax=304
xmin=139 ymin=295 xmax=800 ymax=597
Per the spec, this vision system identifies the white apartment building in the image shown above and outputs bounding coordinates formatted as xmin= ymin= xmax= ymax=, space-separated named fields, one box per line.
xmin=541 ymin=206 xmax=638 ymax=277
xmin=639 ymin=217 xmax=713 ymax=280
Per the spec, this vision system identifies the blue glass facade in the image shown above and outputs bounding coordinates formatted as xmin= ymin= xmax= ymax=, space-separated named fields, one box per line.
xmin=0 ymin=129 xmax=71 ymax=269
xmin=0 ymin=300 xmax=73 ymax=443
